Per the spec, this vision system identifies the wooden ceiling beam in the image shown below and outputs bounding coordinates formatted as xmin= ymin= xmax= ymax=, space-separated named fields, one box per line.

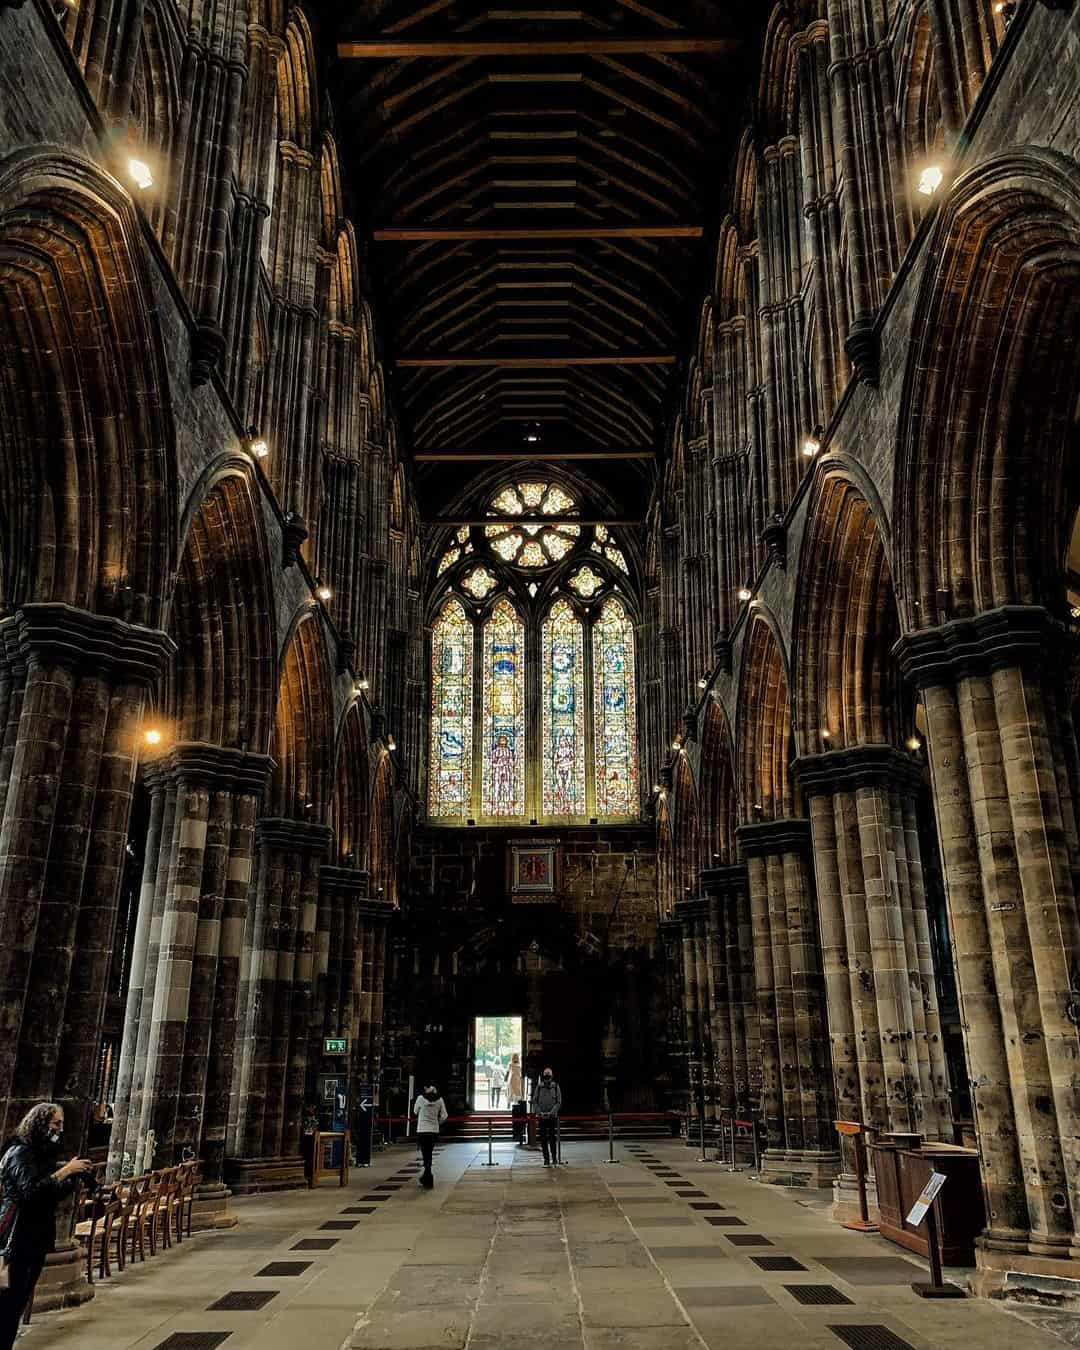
xmin=338 ymin=37 xmax=740 ymax=59
xmin=414 ymin=449 xmax=656 ymax=461
xmin=373 ymin=224 xmax=702 ymax=241
xmin=397 ymin=354 xmax=676 ymax=367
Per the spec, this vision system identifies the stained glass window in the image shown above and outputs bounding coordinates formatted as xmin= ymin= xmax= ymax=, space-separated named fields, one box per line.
xmin=542 ymin=599 xmax=586 ymax=817
xmin=428 ymin=598 xmax=473 ymax=818
xmin=605 ymin=545 xmax=629 ymax=574
xmin=568 ymin=565 xmax=605 ymax=599
xmin=462 ymin=565 xmax=498 ymax=600
xmin=437 ymin=547 xmax=460 ymax=576
xmin=481 ymin=599 xmax=526 ymax=818
xmin=593 ymin=597 xmax=639 ymax=818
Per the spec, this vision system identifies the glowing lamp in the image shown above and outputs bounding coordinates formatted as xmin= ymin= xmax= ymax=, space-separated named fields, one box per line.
xmin=802 ymin=431 xmax=822 ymax=457
xmin=316 ymin=584 xmax=333 ymax=602
xmin=128 ymin=158 xmax=154 ymax=190
xmin=918 ymin=165 xmax=944 ymax=197
xmin=907 ymin=736 xmax=923 ymax=753
xmin=144 ymin=728 xmax=162 ymax=747
xmin=737 ymin=587 xmax=752 ymax=602
xmin=387 ymin=735 xmax=396 ymax=751
xmin=355 ymin=677 xmax=370 ymax=692
xmin=697 ymin=677 xmax=708 ymax=689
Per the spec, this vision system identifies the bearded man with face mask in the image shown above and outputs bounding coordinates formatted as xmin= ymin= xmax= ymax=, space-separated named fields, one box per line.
xmin=0 ymin=1102 xmax=93 ymax=1347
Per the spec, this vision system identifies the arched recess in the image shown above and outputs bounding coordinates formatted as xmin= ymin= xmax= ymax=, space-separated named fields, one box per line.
xmin=793 ymin=473 xmax=902 ymax=752
xmin=673 ymin=754 xmax=700 ymax=903
xmin=737 ymin=611 xmax=798 ymax=824
xmin=657 ymin=796 xmax=676 ymax=920
xmin=330 ymin=700 xmax=370 ymax=869
xmin=0 ymin=153 xmax=176 ymax=627
xmin=896 ymin=152 xmax=1080 ymax=631
xmin=368 ymin=752 xmax=395 ymax=903
xmin=164 ymin=467 xmax=276 ymax=749
xmin=698 ymin=699 xmax=737 ymax=869
xmin=266 ymin=612 xmax=334 ymax=822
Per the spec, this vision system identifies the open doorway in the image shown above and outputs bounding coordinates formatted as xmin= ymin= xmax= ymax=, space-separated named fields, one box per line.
xmin=473 ymin=1015 xmax=523 ymax=1112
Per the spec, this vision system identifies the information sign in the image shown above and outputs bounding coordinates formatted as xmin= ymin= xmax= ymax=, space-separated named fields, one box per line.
xmin=906 ymin=1170 xmax=947 ymax=1227
xmin=324 ymin=1037 xmax=348 ymax=1055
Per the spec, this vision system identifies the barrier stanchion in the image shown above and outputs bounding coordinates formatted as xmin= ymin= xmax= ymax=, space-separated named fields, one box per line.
xmin=727 ymin=1117 xmax=744 ymax=1173
xmin=482 ymin=1115 xmax=499 ymax=1167
xmin=557 ymin=1114 xmax=568 ymax=1165
xmin=602 ymin=1112 xmax=620 ymax=1165
xmin=750 ymin=1119 xmax=761 ymax=1178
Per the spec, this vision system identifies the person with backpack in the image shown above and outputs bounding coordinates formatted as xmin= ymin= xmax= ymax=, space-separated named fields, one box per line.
xmin=412 ymin=1084 xmax=448 ymax=1189
xmin=0 ymin=1103 xmax=93 ymax=1349
xmin=533 ymin=1068 xmax=562 ymax=1166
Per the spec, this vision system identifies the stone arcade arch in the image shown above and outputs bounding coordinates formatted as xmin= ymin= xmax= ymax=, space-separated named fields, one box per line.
xmin=0 ymin=156 xmax=176 ymax=1184
xmin=735 ymin=612 xmax=836 ymax=1184
xmin=107 ymin=465 xmax=277 ymax=1188
xmin=894 ymin=152 xmax=1080 ymax=1290
xmin=792 ymin=472 xmax=952 ymax=1197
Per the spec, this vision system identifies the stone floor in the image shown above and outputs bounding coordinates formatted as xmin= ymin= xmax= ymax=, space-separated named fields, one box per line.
xmin=22 ymin=1139 xmax=1078 ymax=1350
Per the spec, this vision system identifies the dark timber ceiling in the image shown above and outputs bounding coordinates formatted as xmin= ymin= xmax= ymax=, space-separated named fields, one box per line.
xmin=327 ymin=2 xmax=766 ymax=523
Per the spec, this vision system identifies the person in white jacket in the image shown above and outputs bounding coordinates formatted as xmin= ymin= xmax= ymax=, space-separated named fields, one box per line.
xmin=413 ymin=1084 xmax=448 ymax=1188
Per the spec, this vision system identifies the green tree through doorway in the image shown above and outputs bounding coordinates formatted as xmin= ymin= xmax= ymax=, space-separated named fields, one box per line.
xmin=474 ymin=1015 xmax=522 ymax=1110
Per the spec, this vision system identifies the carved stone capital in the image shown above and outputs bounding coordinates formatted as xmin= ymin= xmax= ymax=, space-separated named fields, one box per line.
xmin=893 ymin=605 xmax=1071 ymax=690
xmin=735 ymin=817 xmax=812 ymax=858
xmin=699 ymin=863 xmax=749 ymax=898
xmin=319 ymin=865 xmax=370 ymax=900
xmin=163 ymin=742 xmax=276 ymax=794
xmin=282 ymin=514 xmax=309 ymax=568
xmin=794 ymin=744 xmax=924 ymax=798
xmin=191 ymin=320 xmax=226 ymax=388
xmin=0 ymin=604 xmax=174 ymax=686
xmin=844 ymin=316 xmax=879 ymax=386
xmin=255 ymin=817 xmax=333 ymax=854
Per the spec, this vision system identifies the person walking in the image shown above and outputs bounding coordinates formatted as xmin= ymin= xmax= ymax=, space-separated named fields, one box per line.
xmin=413 ymin=1084 xmax=448 ymax=1189
xmin=0 ymin=1103 xmax=93 ymax=1350
xmin=491 ymin=1065 xmax=502 ymax=1111
xmin=534 ymin=1067 xmax=562 ymax=1167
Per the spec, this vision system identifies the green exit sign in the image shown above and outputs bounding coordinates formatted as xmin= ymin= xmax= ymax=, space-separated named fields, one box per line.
xmin=324 ymin=1038 xmax=348 ymax=1055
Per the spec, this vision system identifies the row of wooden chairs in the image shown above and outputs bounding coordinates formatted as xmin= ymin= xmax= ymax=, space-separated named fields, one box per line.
xmin=74 ymin=1160 xmax=200 ymax=1285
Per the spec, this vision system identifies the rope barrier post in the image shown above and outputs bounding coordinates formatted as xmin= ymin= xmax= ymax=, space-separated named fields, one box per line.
xmin=750 ymin=1118 xmax=761 ymax=1178
xmin=482 ymin=1115 xmax=499 ymax=1167
xmin=602 ymin=1111 xmax=619 ymax=1165
xmin=727 ymin=1118 xmax=741 ymax=1173
xmin=557 ymin=1113 xmax=568 ymax=1165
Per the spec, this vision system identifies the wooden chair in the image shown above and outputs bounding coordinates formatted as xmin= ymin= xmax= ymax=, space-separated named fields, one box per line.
xmin=174 ymin=1160 xmax=199 ymax=1241
xmin=152 ymin=1168 xmax=179 ymax=1253
xmin=127 ymin=1173 xmax=158 ymax=1263
xmin=74 ymin=1185 xmax=122 ymax=1284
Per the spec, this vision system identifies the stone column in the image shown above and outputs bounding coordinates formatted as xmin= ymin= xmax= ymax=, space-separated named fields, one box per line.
xmin=0 ymin=604 xmax=172 ymax=1310
xmin=674 ymin=897 xmax=705 ymax=1128
xmin=107 ymin=745 xmax=271 ymax=1225
xmin=226 ymin=817 xmax=330 ymax=1193
xmin=658 ymin=917 xmax=689 ymax=1116
xmin=737 ymin=820 xmax=839 ymax=1187
xmin=897 ymin=607 xmax=1080 ymax=1295
xmin=701 ymin=864 xmax=760 ymax=1129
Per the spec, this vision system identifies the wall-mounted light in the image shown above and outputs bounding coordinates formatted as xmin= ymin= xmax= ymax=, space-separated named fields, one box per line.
xmin=994 ymin=0 xmax=1016 ymax=24
xmin=906 ymin=736 xmax=922 ymax=753
xmin=737 ymin=586 xmax=752 ymax=602
xmin=144 ymin=727 xmax=162 ymax=747
xmin=652 ymin=784 xmax=663 ymax=795
xmin=246 ymin=426 xmax=269 ymax=460
xmin=316 ymin=583 xmax=333 ymax=603
xmin=801 ymin=425 xmax=824 ymax=457
xmin=128 ymin=158 xmax=154 ymax=191
xmin=821 ymin=729 xmax=831 ymax=743
xmin=671 ymin=740 xmax=682 ymax=752
xmin=386 ymin=735 xmax=396 ymax=752
xmin=918 ymin=164 xmax=945 ymax=197
xmin=697 ymin=676 xmax=708 ymax=690
xmin=355 ymin=677 xmax=370 ymax=693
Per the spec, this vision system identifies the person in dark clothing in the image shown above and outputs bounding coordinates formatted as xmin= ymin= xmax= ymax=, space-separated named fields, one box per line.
xmin=533 ymin=1067 xmax=562 ymax=1166
xmin=0 ymin=1102 xmax=93 ymax=1350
